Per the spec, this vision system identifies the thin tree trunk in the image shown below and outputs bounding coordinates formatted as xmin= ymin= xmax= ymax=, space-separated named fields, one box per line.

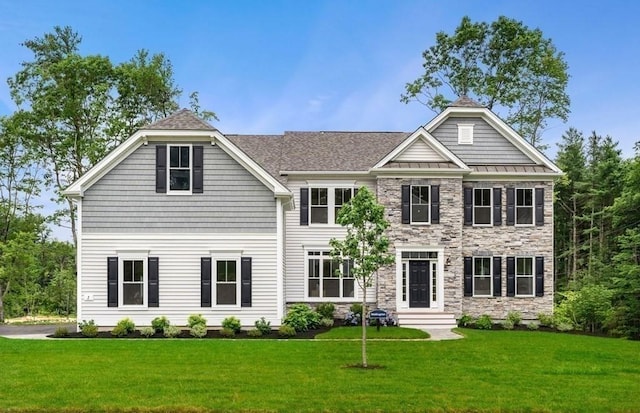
xmin=572 ymin=197 xmax=577 ymax=284
xmin=362 ymin=287 xmax=367 ymax=368
xmin=0 ymin=284 xmax=4 ymax=323
xmin=68 ymin=198 xmax=77 ymax=248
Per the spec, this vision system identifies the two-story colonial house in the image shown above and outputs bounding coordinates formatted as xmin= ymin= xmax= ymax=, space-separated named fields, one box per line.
xmin=64 ymin=96 xmax=561 ymax=330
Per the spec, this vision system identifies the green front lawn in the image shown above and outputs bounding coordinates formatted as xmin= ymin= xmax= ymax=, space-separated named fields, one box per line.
xmin=316 ymin=326 xmax=430 ymax=339
xmin=1 ymin=330 xmax=638 ymax=412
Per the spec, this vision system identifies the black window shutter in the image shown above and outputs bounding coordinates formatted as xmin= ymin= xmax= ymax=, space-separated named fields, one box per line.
xmin=241 ymin=257 xmax=252 ymax=307
xmin=506 ymin=256 xmax=515 ymax=297
xmin=463 ymin=257 xmax=473 ymax=297
xmin=535 ymin=256 xmax=544 ymax=297
xmin=156 ymin=145 xmax=167 ymax=193
xmin=535 ymin=188 xmax=544 ymax=226
xmin=201 ymin=257 xmax=212 ymax=307
xmin=107 ymin=257 xmax=118 ymax=307
xmin=300 ymin=188 xmax=309 ymax=225
xmin=506 ymin=188 xmax=515 ymax=226
xmin=148 ymin=257 xmax=159 ymax=307
xmin=192 ymin=145 xmax=204 ymax=194
xmin=493 ymin=256 xmax=502 ymax=297
xmin=463 ymin=187 xmax=473 ymax=226
xmin=493 ymin=188 xmax=502 ymax=226
xmin=401 ymin=185 xmax=410 ymax=224
xmin=430 ymin=185 xmax=440 ymax=224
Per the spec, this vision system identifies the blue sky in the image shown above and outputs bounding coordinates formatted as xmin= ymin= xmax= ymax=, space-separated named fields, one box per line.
xmin=1 ymin=1 xmax=639 ymax=239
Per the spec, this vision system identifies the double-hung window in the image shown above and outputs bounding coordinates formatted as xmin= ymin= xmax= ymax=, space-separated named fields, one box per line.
xmin=169 ymin=145 xmax=191 ymax=192
xmin=473 ymin=257 xmax=492 ymax=297
xmin=411 ymin=185 xmax=430 ymax=223
xmin=516 ymin=257 xmax=534 ymax=296
xmin=307 ymin=251 xmax=354 ymax=298
xmin=516 ymin=188 xmax=533 ymax=225
xmin=334 ymin=188 xmax=354 ymax=223
xmin=216 ymin=259 xmax=238 ymax=305
xmin=122 ymin=259 xmax=145 ymax=305
xmin=473 ymin=189 xmax=492 ymax=225
xmin=307 ymin=187 xmax=355 ymax=225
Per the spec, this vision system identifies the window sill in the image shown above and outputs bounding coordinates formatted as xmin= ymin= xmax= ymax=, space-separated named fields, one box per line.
xmin=305 ymin=297 xmax=358 ymax=302
xmin=165 ymin=191 xmax=194 ymax=196
xmin=409 ymin=222 xmax=431 ymax=226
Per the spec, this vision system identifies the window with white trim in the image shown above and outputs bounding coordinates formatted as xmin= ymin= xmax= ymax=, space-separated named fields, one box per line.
xmin=334 ymin=188 xmax=355 ymax=223
xmin=516 ymin=257 xmax=534 ymax=296
xmin=411 ymin=185 xmax=430 ymax=223
xmin=122 ymin=259 xmax=146 ymax=306
xmin=169 ymin=145 xmax=191 ymax=192
xmin=473 ymin=188 xmax=492 ymax=225
xmin=473 ymin=257 xmax=492 ymax=297
xmin=516 ymin=188 xmax=533 ymax=225
xmin=308 ymin=187 xmax=355 ymax=224
xmin=307 ymin=251 xmax=354 ymax=298
xmin=216 ymin=259 xmax=238 ymax=305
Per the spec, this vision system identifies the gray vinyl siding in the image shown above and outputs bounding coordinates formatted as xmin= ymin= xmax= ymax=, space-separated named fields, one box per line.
xmin=82 ymin=143 xmax=276 ymax=233
xmin=430 ymin=117 xmax=533 ymax=164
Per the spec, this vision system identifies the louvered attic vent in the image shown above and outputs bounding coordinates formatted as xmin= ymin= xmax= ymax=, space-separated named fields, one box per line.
xmin=458 ymin=124 xmax=474 ymax=144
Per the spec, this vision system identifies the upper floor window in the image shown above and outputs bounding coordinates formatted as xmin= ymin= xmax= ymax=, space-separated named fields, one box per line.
xmin=303 ymin=187 xmax=356 ymax=225
xmin=169 ymin=145 xmax=191 ymax=192
xmin=411 ymin=185 xmax=430 ymax=223
xmin=310 ymin=188 xmax=328 ymax=224
xmin=307 ymin=251 xmax=354 ymax=299
xmin=474 ymin=188 xmax=492 ymax=225
xmin=516 ymin=188 xmax=533 ymax=225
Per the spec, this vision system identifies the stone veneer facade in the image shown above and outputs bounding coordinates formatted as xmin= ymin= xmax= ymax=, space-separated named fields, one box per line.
xmin=376 ymin=177 xmax=554 ymax=321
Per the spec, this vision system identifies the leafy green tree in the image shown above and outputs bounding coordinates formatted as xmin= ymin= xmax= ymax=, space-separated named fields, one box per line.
xmin=7 ymin=26 xmax=211 ymax=245
xmin=329 ymin=187 xmax=395 ymax=367
xmin=401 ymin=16 xmax=570 ymax=149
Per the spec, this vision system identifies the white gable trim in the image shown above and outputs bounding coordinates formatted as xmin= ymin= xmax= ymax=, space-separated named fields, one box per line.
xmin=372 ymin=127 xmax=470 ymax=171
xmin=63 ymin=129 xmax=291 ymax=199
xmin=425 ymin=106 xmax=562 ymax=174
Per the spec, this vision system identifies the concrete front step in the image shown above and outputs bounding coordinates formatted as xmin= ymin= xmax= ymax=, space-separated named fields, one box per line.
xmin=397 ymin=312 xmax=458 ymax=330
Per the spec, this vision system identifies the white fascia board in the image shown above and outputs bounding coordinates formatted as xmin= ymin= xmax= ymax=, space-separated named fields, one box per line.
xmin=372 ymin=127 xmax=470 ymax=171
xmin=425 ymin=106 xmax=563 ymax=174
xmin=213 ymin=131 xmax=292 ymax=198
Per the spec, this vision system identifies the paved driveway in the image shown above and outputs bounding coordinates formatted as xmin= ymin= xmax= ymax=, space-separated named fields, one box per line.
xmin=0 ymin=323 xmax=76 ymax=338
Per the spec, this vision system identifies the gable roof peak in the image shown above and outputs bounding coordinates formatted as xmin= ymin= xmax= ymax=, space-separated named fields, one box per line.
xmin=144 ymin=108 xmax=217 ymax=131
xmin=449 ymin=95 xmax=484 ymax=108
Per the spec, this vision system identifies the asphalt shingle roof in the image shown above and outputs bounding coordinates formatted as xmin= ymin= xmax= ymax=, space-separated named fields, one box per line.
xmin=280 ymin=131 xmax=409 ymax=172
xmin=225 ymin=134 xmax=285 ymax=182
xmin=145 ymin=108 xmax=217 ymax=131
xmin=449 ymin=95 xmax=484 ymax=108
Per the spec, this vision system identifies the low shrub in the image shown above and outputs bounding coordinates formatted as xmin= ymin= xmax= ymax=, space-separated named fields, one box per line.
xmin=350 ymin=303 xmax=363 ymax=318
xmin=501 ymin=319 xmax=515 ymax=330
xmin=117 ymin=318 xmax=136 ymax=334
xmin=79 ymin=320 xmax=98 ymax=338
xmin=278 ymin=325 xmax=296 ymax=338
xmin=54 ymin=326 xmax=69 ymax=337
xmin=316 ymin=303 xmax=336 ymax=320
xmin=247 ymin=328 xmax=262 ymax=337
xmin=506 ymin=311 xmax=522 ymax=326
xmin=139 ymin=326 xmax=156 ymax=338
xmin=219 ymin=327 xmax=235 ymax=338
xmin=222 ymin=316 xmax=242 ymax=333
xmin=319 ymin=317 xmax=334 ymax=328
xmin=254 ymin=317 xmax=272 ymax=335
xmin=163 ymin=325 xmax=181 ymax=338
xmin=187 ymin=314 xmax=207 ymax=329
xmin=151 ymin=316 xmax=170 ymax=333
xmin=537 ymin=313 xmax=555 ymax=327
xmin=556 ymin=321 xmax=574 ymax=332
xmin=111 ymin=318 xmax=135 ymax=337
xmin=190 ymin=324 xmax=207 ymax=338
xmin=476 ymin=314 xmax=493 ymax=330
xmin=458 ymin=313 xmax=474 ymax=327
xmin=111 ymin=325 xmax=129 ymax=337
xmin=283 ymin=303 xmax=320 ymax=332
xmin=527 ymin=321 xmax=540 ymax=330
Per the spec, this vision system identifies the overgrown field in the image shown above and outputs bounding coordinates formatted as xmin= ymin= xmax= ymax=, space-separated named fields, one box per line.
xmin=1 ymin=329 xmax=638 ymax=412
